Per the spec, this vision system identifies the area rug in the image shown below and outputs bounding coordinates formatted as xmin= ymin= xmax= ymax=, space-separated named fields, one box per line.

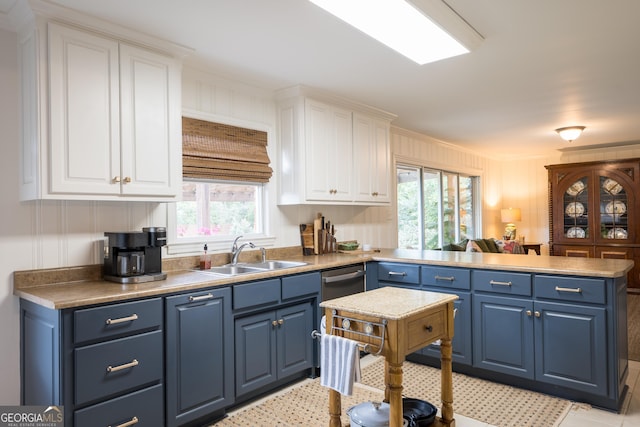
xmin=360 ymin=358 xmax=572 ymax=427
xmin=213 ymin=358 xmax=571 ymax=427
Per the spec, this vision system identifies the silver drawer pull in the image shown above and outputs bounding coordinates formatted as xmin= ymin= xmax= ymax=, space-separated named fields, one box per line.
xmin=434 ymin=275 xmax=455 ymax=281
xmin=109 ymin=416 xmax=139 ymax=427
xmin=489 ymin=280 xmax=512 ymax=286
xmin=105 ymin=314 xmax=138 ymax=325
xmin=388 ymin=271 xmax=407 ymax=276
xmin=106 ymin=359 xmax=139 ymax=373
xmin=555 ymin=286 xmax=582 ymax=293
xmin=189 ymin=293 xmax=214 ymax=302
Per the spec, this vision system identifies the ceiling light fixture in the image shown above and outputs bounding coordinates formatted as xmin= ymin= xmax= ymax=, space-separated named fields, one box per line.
xmin=308 ymin=0 xmax=475 ymax=65
xmin=555 ymin=126 xmax=586 ymax=142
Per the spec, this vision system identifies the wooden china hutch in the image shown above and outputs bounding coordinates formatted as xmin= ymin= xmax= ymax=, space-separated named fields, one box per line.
xmin=546 ymin=159 xmax=640 ymax=292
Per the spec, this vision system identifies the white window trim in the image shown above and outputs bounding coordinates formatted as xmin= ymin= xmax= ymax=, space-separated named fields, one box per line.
xmin=166 ymin=110 xmax=277 ymax=255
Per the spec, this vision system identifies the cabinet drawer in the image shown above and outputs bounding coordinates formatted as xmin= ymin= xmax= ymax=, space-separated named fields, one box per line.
xmin=74 ymin=298 xmax=162 ymax=344
xmin=422 ymin=266 xmax=470 ymax=290
xmin=282 ymin=272 xmax=321 ymax=300
xmin=534 ymin=275 xmax=606 ymax=304
xmin=377 ymin=262 xmax=420 ymax=285
xmin=75 ymin=330 xmax=163 ymax=406
xmin=406 ymin=307 xmax=446 ymax=352
xmin=473 ymin=270 xmax=531 ymax=296
xmin=75 ymin=383 xmax=163 ymax=427
xmin=234 ymin=278 xmax=281 ymax=310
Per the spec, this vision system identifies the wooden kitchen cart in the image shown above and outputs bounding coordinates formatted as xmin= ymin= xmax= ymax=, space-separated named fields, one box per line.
xmin=320 ymin=287 xmax=458 ymax=427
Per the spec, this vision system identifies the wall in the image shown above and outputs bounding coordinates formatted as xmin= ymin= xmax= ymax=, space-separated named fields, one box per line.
xmin=0 ymin=27 xmax=21 ymax=405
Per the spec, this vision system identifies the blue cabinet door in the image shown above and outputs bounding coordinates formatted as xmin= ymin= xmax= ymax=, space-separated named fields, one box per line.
xmin=534 ymin=301 xmax=607 ymax=395
xmin=277 ymin=302 xmax=314 ymax=378
xmin=420 ymin=291 xmax=472 ymax=365
xmin=165 ymin=287 xmax=233 ymax=427
xmin=473 ymin=294 xmax=534 ymax=379
xmin=235 ymin=310 xmax=278 ymax=397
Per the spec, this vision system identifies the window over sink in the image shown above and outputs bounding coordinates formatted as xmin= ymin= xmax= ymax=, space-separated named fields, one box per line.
xmin=168 ymin=179 xmax=273 ymax=254
xmin=168 ymin=113 xmax=276 ymax=254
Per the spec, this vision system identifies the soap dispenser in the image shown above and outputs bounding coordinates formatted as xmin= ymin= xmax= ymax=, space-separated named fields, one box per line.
xmin=200 ymin=244 xmax=211 ymax=270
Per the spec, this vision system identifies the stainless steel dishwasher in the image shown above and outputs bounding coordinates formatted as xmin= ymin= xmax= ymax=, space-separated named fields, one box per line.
xmin=320 ymin=264 xmax=365 ymax=301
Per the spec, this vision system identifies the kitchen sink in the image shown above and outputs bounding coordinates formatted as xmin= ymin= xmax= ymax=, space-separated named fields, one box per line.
xmin=240 ymin=260 xmax=307 ymax=270
xmin=196 ymin=260 xmax=307 ymax=277
xmin=199 ymin=265 xmax=265 ymax=276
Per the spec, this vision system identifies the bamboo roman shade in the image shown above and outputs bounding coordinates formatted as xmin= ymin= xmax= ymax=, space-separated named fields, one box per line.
xmin=182 ymin=117 xmax=273 ymax=183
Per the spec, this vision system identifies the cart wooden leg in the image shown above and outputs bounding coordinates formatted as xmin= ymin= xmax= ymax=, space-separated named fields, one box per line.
xmin=387 ymin=361 xmax=404 ymax=427
xmin=328 ymin=388 xmax=342 ymax=427
xmin=439 ymin=336 xmax=455 ymax=426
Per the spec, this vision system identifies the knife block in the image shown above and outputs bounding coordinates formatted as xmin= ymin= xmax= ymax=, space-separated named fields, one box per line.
xmin=316 ymin=229 xmax=337 ymax=254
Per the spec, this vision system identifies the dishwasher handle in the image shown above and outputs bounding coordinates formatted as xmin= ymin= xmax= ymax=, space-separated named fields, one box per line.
xmin=322 ymin=270 xmax=365 ymax=284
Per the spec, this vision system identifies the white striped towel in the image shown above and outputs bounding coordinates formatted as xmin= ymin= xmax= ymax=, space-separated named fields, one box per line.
xmin=320 ymin=334 xmax=361 ymax=395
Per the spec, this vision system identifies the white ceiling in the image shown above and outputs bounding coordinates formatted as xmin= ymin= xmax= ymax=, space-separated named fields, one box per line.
xmin=27 ymin=1 xmax=640 ymax=158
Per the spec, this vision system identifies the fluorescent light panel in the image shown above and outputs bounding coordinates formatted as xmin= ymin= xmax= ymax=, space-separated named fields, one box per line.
xmin=309 ymin=0 xmax=469 ymax=65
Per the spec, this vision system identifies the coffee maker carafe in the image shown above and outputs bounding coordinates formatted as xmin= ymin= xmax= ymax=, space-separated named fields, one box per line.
xmin=103 ymin=227 xmax=167 ymax=284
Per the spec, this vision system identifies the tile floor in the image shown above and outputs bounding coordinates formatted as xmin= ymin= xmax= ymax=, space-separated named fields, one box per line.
xmin=450 ymin=359 xmax=640 ymax=427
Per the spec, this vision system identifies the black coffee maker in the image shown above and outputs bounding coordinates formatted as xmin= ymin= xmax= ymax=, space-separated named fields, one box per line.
xmin=103 ymin=227 xmax=167 ymax=284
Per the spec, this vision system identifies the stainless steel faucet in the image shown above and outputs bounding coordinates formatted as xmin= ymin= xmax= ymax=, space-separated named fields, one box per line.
xmin=230 ymin=235 xmax=255 ymax=265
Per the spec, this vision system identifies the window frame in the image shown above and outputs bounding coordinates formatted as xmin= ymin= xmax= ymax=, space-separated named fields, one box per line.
xmin=167 ymin=111 xmax=276 ymax=255
xmin=395 ymin=156 xmax=483 ymax=250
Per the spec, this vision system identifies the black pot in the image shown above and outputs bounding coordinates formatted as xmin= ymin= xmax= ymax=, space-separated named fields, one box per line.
xmin=403 ymin=398 xmax=437 ymax=427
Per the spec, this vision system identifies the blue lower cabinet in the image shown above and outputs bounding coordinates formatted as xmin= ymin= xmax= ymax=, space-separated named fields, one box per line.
xmin=20 ymin=298 xmax=165 ymax=426
xmin=165 ymin=287 xmax=233 ymax=427
xmin=75 ymin=384 xmax=164 ymax=427
xmin=535 ymin=301 xmax=607 ymax=395
xmin=75 ymin=330 xmax=163 ymax=405
xmin=377 ymin=262 xmax=420 ymax=286
xmin=420 ymin=291 xmax=472 ymax=365
xmin=235 ymin=301 xmax=314 ymax=397
xmin=473 ymin=294 xmax=535 ymax=379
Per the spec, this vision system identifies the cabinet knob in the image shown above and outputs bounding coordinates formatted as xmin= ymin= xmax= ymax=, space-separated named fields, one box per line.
xmin=425 ymin=325 xmax=433 ymax=332
xmin=123 ymin=176 xmax=132 ymax=183
xmin=278 ymin=318 xmax=284 ymax=325
xmin=272 ymin=320 xmax=278 ymax=327
xmin=372 ymin=192 xmax=379 ymax=196
xmin=112 ymin=176 xmax=121 ymax=183
xmin=526 ymin=310 xmax=532 ymax=317
xmin=535 ymin=311 xmax=541 ymax=318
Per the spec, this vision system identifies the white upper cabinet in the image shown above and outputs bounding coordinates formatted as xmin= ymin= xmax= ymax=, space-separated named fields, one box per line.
xmin=20 ymin=18 xmax=182 ymax=200
xmin=304 ymin=99 xmax=353 ymax=202
xmin=353 ymin=113 xmax=391 ymax=204
xmin=277 ymin=86 xmax=395 ymax=205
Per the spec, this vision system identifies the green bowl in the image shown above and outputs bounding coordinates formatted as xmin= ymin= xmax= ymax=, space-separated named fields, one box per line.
xmin=338 ymin=242 xmax=359 ymax=251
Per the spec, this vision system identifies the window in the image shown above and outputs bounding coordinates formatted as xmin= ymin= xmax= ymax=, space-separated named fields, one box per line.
xmin=177 ymin=180 xmax=263 ymax=238
xmin=397 ymin=164 xmax=479 ymax=249
xmin=167 ymin=115 xmax=275 ymax=254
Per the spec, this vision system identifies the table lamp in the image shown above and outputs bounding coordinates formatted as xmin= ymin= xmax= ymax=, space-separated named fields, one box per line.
xmin=501 ymin=208 xmax=521 ymax=240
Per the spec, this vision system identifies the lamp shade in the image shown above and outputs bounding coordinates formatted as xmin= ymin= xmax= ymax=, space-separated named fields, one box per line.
xmin=501 ymin=208 xmax=521 ymax=223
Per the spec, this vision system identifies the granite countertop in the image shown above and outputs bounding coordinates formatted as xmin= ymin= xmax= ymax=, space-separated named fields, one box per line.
xmin=13 ymin=252 xmax=370 ymax=309
xmin=374 ymin=248 xmax=634 ymax=278
xmin=13 ymin=247 xmax=634 ymax=310
xmin=320 ymin=286 xmax=458 ymax=320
